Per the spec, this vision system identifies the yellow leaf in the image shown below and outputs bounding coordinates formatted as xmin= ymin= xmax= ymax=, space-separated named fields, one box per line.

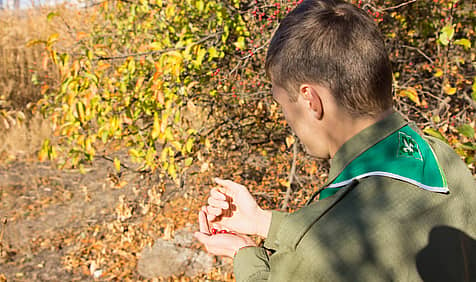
xmin=184 ymin=157 xmax=193 ymax=166
xmin=279 ymin=178 xmax=290 ymax=188
xmin=160 ymin=112 xmax=169 ymax=133
xmin=48 ymin=33 xmax=60 ymax=43
xmin=114 ymin=158 xmax=121 ymax=172
xmin=208 ymin=46 xmax=218 ymax=60
xmin=186 ymin=138 xmax=194 ymax=153
xmin=233 ymin=36 xmax=246 ymax=50
xmin=168 ymin=162 xmax=177 ymax=178
xmin=129 ymin=148 xmax=141 ymax=158
xmin=434 ymin=68 xmax=443 ymax=78
xmin=399 ymin=87 xmax=421 ymax=106
xmin=204 ymin=138 xmax=211 ymax=149
xmin=171 ymin=141 xmax=182 ymax=151
xmin=151 ymin=113 xmax=160 ymax=139
xmin=38 ymin=148 xmax=48 ymax=162
xmin=285 ymin=135 xmax=295 ymax=148
xmin=76 ymin=31 xmax=88 ymax=41
xmin=148 ymin=42 xmax=162 ymax=51
xmin=443 ymin=84 xmax=457 ymax=95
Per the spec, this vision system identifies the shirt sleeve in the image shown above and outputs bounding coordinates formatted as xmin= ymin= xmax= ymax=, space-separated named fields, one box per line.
xmin=263 ymin=210 xmax=287 ymax=250
xmin=233 ymin=247 xmax=270 ymax=282
xmin=233 ymin=210 xmax=288 ymax=282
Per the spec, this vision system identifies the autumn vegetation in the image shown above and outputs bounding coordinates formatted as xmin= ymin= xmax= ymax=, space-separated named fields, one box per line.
xmin=0 ymin=0 xmax=474 ymax=280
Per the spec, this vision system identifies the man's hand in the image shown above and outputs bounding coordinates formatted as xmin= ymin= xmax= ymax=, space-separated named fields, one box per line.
xmin=194 ymin=210 xmax=255 ymax=258
xmin=203 ymin=178 xmax=272 ymax=238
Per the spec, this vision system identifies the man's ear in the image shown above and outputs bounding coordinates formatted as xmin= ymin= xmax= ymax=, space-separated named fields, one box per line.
xmin=300 ymin=84 xmax=323 ymax=120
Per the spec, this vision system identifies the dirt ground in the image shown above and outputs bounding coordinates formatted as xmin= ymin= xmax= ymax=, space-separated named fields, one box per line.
xmin=0 ymin=154 xmax=217 ymax=281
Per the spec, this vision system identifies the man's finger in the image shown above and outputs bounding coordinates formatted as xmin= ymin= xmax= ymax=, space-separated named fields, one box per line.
xmin=208 ymin=197 xmax=229 ymax=209
xmin=198 ymin=211 xmax=210 ymax=234
xmin=206 ymin=206 xmax=223 ymax=217
xmin=210 ymin=188 xmax=226 ymax=201
xmin=202 ymin=206 xmax=214 ymax=220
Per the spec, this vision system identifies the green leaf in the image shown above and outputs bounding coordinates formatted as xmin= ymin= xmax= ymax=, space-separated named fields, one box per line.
xmin=233 ymin=36 xmax=246 ymax=50
xmin=472 ymin=77 xmax=476 ymax=101
xmin=208 ymin=46 xmax=218 ymax=60
xmin=457 ymin=124 xmax=475 ymax=139
xmin=459 ymin=142 xmax=476 ymax=151
xmin=438 ymin=24 xmax=454 ymax=46
xmin=184 ymin=157 xmax=193 ymax=166
xmin=454 ymin=38 xmax=471 ymax=50
xmin=196 ymin=0 xmax=204 ymax=13
xmin=47 ymin=12 xmax=60 ymax=22
xmin=423 ymin=127 xmax=448 ymax=143
xmin=26 ymin=39 xmax=46 ymax=47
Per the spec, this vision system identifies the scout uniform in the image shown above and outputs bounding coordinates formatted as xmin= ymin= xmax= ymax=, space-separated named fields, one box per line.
xmin=233 ymin=112 xmax=476 ymax=281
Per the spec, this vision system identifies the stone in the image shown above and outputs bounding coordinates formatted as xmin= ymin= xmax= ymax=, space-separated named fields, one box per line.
xmin=137 ymin=228 xmax=213 ymax=278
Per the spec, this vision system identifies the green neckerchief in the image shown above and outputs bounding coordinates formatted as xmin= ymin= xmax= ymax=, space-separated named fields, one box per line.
xmin=319 ymin=124 xmax=448 ymax=200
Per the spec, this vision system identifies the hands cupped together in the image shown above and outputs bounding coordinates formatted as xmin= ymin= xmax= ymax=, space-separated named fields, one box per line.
xmin=193 ymin=178 xmax=272 ymax=258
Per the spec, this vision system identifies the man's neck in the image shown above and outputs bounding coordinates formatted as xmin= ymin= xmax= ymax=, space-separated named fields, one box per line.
xmin=327 ymin=109 xmax=393 ymax=158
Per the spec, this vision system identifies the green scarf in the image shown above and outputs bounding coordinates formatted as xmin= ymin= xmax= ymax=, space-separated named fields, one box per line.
xmin=320 ymin=125 xmax=448 ymax=200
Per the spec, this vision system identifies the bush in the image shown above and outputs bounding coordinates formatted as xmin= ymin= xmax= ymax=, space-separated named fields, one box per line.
xmin=34 ymin=0 xmax=475 ymax=184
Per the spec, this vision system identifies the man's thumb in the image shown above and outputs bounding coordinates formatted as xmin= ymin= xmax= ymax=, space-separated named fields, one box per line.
xmin=194 ymin=232 xmax=210 ymax=244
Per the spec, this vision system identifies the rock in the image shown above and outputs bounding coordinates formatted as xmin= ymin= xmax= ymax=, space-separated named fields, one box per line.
xmin=137 ymin=228 xmax=213 ymax=278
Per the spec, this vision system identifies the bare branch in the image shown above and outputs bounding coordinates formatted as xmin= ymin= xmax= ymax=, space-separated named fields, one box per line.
xmin=363 ymin=0 xmax=417 ymax=13
xmin=380 ymin=0 xmax=417 ymax=11
xmin=401 ymin=45 xmax=434 ymax=64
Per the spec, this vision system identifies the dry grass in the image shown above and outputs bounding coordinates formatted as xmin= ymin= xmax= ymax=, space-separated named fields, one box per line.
xmin=0 ymin=113 xmax=52 ymax=161
xmin=0 ymin=4 xmax=94 ymax=159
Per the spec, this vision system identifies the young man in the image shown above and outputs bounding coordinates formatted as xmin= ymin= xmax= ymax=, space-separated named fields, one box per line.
xmin=194 ymin=0 xmax=476 ymax=281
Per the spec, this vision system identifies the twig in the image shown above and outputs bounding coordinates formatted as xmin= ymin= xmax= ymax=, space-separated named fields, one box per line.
xmin=380 ymin=0 xmax=417 ymax=11
xmin=281 ymin=139 xmax=298 ymax=211
xmin=100 ymin=155 xmax=132 ymax=170
xmin=362 ymin=0 xmax=416 ymax=13
xmin=401 ymin=45 xmax=434 ymax=64
xmin=463 ymin=93 xmax=476 ymax=110
xmin=0 ymin=217 xmax=6 ymax=249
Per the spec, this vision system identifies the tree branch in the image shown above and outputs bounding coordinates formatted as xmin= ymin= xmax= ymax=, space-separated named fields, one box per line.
xmin=380 ymin=0 xmax=417 ymax=11
xmin=401 ymin=45 xmax=434 ymax=64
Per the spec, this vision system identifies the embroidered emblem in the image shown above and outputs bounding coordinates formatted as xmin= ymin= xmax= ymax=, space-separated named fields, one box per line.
xmin=398 ymin=132 xmax=423 ymax=161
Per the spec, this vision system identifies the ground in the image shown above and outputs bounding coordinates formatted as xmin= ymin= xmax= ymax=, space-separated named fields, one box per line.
xmin=0 ymin=155 xmax=229 ymax=281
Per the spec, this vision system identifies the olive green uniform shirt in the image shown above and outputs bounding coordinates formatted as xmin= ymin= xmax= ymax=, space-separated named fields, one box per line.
xmin=233 ymin=112 xmax=476 ymax=281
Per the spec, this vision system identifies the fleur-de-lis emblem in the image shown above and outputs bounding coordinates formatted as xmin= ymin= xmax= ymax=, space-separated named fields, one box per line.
xmin=402 ymin=137 xmax=415 ymax=153
xmin=398 ymin=132 xmax=423 ymax=161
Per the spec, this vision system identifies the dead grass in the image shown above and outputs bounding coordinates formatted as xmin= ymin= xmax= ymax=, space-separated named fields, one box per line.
xmin=0 ymin=4 xmax=94 ymax=159
xmin=0 ymin=113 xmax=52 ymax=162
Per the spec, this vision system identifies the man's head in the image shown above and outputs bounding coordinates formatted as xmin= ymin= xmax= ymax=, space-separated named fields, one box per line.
xmin=266 ymin=0 xmax=393 ymax=118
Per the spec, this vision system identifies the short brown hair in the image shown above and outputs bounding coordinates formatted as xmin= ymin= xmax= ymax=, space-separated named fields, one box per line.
xmin=266 ymin=0 xmax=393 ymax=117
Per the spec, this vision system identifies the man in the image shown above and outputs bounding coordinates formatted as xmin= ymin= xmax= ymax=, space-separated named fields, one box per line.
xmin=194 ymin=0 xmax=476 ymax=281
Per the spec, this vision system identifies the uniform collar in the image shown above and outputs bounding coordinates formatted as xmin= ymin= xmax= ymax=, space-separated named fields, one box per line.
xmin=325 ymin=111 xmax=408 ymax=186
